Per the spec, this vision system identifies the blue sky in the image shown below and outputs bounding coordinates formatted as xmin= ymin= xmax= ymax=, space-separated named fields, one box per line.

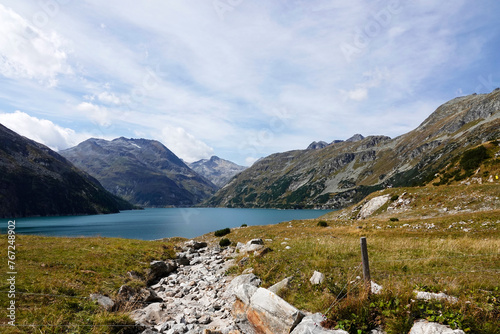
xmin=0 ymin=0 xmax=499 ymax=166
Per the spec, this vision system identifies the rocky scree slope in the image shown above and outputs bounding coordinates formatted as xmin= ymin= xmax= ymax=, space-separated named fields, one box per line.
xmin=61 ymin=137 xmax=218 ymax=207
xmin=0 ymin=124 xmax=133 ymax=218
xmin=206 ymin=90 xmax=500 ymax=209
xmin=188 ymin=156 xmax=247 ymax=188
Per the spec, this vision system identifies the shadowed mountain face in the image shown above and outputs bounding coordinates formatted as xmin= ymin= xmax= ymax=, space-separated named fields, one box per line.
xmin=60 ymin=137 xmax=218 ymax=207
xmin=188 ymin=156 xmax=247 ymax=188
xmin=206 ymin=90 xmax=500 ymax=209
xmin=0 ymin=124 xmax=133 ymax=218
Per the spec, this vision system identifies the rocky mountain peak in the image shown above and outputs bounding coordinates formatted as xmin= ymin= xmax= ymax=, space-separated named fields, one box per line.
xmin=60 ymin=137 xmax=217 ymax=207
xmin=307 ymin=141 xmax=329 ymax=150
xmin=345 ymin=134 xmax=365 ymax=142
xmin=189 ymin=156 xmax=247 ymax=188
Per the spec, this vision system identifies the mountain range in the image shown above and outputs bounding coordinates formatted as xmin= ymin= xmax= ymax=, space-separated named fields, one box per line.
xmin=206 ymin=90 xmax=500 ymax=209
xmin=60 ymin=138 xmax=219 ymax=207
xmin=0 ymin=124 xmax=133 ymax=218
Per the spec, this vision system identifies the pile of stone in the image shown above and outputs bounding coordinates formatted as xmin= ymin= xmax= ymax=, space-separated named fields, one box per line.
xmin=129 ymin=240 xmax=240 ymax=334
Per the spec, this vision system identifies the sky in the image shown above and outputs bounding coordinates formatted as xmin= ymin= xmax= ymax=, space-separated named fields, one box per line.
xmin=0 ymin=1 xmax=499 ymax=166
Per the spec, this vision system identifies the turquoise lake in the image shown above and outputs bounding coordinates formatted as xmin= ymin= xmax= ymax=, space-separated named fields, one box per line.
xmin=5 ymin=208 xmax=333 ymax=240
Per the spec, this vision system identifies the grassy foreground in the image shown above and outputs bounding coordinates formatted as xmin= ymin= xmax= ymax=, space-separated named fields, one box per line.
xmin=0 ymin=194 xmax=498 ymax=333
xmin=0 ymin=235 xmax=178 ymax=333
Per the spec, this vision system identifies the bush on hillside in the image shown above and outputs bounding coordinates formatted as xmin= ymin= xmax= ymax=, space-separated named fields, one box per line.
xmin=219 ymin=238 xmax=231 ymax=247
xmin=317 ymin=220 xmax=328 ymax=227
xmin=214 ymin=228 xmax=230 ymax=237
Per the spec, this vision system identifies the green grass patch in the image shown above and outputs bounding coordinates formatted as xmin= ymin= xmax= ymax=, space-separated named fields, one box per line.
xmin=0 ymin=235 xmax=176 ymax=333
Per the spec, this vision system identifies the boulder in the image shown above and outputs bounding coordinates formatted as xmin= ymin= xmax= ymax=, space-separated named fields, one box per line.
xmin=291 ymin=313 xmax=348 ymax=334
xmin=310 ymin=271 xmax=325 ymax=285
xmin=89 ymin=293 xmax=114 ymax=311
xmin=130 ymin=302 xmax=168 ymax=326
xmin=358 ymin=195 xmax=391 ymax=219
xmin=245 ymin=288 xmax=305 ymax=334
xmin=146 ymin=260 xmax=177 ymax=285
xmin=238 ymin=239 xmax=265 ymax=253
xmin=176 ymin=253 xmax=191 ymax=266
xmin=268 ymin=277 xmax=292 ymax=295
xmin=234 ymin=284 xmax=259 ymax=305
xmin=227 ymin=274 xmax=262 ymax=297
xmin=409 ymin=320 xmax=465 ymax=333
xmin=184 ymin=240 xmax=208 ymax=250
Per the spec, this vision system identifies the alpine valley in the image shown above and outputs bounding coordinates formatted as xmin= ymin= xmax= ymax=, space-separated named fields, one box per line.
xmin=206 ymin=90 xmax=500 ymax=209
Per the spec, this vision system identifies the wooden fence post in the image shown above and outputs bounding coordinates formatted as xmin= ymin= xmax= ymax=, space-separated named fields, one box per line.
xmin=360 ymin=237 xmax=371 ymax=293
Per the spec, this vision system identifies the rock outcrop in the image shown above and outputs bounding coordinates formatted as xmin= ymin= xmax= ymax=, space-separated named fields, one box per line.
xmin=358 ymin=195 xmax=391 ymax=219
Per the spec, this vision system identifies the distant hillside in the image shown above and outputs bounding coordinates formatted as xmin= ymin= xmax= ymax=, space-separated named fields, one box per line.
xmin=0 ymin=124 xmax=133 ymax=218
xmin=60 ymin=138 xmax=217 ymax=207
xmin=206 ymin=90 xmax=500 ymax=209
xmin=188 ymin=156 xmax=247 ymax=188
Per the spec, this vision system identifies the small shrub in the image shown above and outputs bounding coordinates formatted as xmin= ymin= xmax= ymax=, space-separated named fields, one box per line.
xmin=317 ymin=220 xmax=328 ymax=227
xmin=389 ymin=217 xmax=399 ymax=222
xmin=390 ymin=195 xmax=399 ymax=201
xmin=241 ymin=224 xmax=248 ymax=227
xmin=219 ymin=238 xmax=231 ymax=247
xmin=214 ymin=228 xmax=230 ymax=237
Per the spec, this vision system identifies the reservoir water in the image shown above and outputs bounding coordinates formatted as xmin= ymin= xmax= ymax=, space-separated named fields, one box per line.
xmin=6 ymin=208 xmax=332 ymax=240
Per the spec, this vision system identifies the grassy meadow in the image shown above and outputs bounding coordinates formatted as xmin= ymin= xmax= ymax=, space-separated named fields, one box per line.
xmin=0 ymin=236 xmax=179 ymax=333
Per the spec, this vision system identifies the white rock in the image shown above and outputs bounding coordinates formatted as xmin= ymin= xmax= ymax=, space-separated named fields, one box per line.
xmin=409 ymin=320 xmax=465 ymax=334
xmin=268 ymin=277 xmax=292 ymax=295
xmin=247 ymin=287 xmax=305 ymax=334
xmin=291 ymin=313 xmax=349 ymax=334
xmin=371 ymin=281 xmax=383 ymax=294
xmin=415 ymin=291 xmax=458 ymax=303
xmin=358 ymin=194 xmax=391 ymax=219
xmin=310 ymin=271 xmax=325 ymax=285
xmin=89 ymin=294 xmax=114 ymax=311
xmin=233 ymin=283 xmax=259 ymax=305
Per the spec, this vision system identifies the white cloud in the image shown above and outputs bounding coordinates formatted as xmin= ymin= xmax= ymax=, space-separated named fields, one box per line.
xmin=0 ymin=4 xmax=71 ymax=86
xmin=342 ymin=88 xmax=368 ymax=101
xmin=159 ymin=125 xmax=214 ymax=163
xmin=76 ymin=102 xmax=111 ymax=127
xmin=0 ymin=111 xmax=88 ymax=151
xmin=0 ymin=0 xmax=497 ymax=166
xmin=97 ymin=92 xmax=123 ymax=105
xmin=245 ymin=157 xmax=259 ymax=167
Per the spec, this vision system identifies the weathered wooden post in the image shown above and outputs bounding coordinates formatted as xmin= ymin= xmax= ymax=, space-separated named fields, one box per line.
xmin=360 ymin=237 xmax=371 ymax=293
